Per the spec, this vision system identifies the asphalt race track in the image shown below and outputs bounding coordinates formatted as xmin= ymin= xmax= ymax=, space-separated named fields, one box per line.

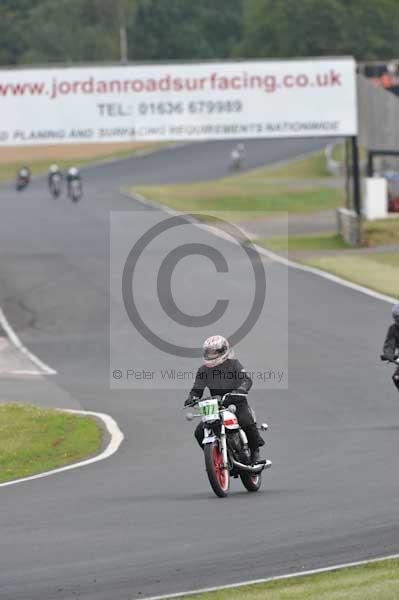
xmin=0 ymin=138 xmax=398 ymax=600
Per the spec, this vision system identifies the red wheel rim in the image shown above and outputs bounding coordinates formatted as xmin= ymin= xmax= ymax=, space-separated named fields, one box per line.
xmin=212 ymin=444 xmax=227 ymax=490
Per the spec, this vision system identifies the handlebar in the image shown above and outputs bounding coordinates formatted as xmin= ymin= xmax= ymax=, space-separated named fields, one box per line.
xmin=184 ymin=392 xmax=247 ymax=408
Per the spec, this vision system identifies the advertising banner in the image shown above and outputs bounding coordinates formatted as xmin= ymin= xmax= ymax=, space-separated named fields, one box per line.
xmin=0 ymin=58 xmax=357 ymax=145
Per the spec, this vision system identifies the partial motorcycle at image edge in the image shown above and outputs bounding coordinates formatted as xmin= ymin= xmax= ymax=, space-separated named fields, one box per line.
xmin=184 ymin=393 xmax=272 ymax=498
xmin=380 ymin=354 xmax=399 ymax=390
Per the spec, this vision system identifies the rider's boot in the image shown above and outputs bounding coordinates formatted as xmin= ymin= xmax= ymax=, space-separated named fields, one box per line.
xmin=245 ymin=424 xmax=265 ymax=464
xmin=245 ymin=424 xmax=265 ymax=448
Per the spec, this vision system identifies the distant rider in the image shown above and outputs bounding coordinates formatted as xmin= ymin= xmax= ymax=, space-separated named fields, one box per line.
xmin=382 ymin=303 xmax=399 ymax=392
xmin=19 ymin=165 xmax=31 ymax=179
xmin=16 ymin=166 xmax=31 ymax=190
xmin=66 ymin=166 xmax=80 ymax=185
xmin=48 ymin=163 xmax=61 ymax=183
xmin=66 ymin=166 xmax=81 ymax=196
xmin=230 ymin=147 xmax=241 ymax=170
xmin=230 ymin=143 xmax=245 ymax=170
xmin=48 ymin=164 xmax=62 ymax=188
xmin=184 ymin=335 xmax=266 ymax=463
xmin=237 ymin=143 xmax=245 ymax=161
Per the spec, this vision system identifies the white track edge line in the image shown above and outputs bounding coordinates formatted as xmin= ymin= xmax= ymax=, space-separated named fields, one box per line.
xmin=139 ymin=553 xmax=399 ymax=600
xmin=0 ymin=307 xmax=57 ymax=375
xmin=0 ymin=369 xmax=43 ymax=376
xmin=253 ymin=243 xmax=397 ymax=304
xmin=128 ymin=191 xmax=397 ymax=306
xmin=0 ymin=408 xmax=124 ymax=488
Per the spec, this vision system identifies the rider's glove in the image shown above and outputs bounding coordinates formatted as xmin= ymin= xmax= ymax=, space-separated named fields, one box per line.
xmin=184 ymin=397 xmax=195 ymax=407
xmin=396 ymin=358 xmax=399 ymax=365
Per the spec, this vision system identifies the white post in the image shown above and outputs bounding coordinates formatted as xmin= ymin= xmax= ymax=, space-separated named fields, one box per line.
xmin=362 ymin=177 xmax=388 ymax=221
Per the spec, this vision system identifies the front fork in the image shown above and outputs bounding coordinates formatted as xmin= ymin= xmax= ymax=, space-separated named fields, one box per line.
xmin=220 ymin=423 xmax=228 ymax=469
xmin=204 ymin=423 xmax=228 ymax=469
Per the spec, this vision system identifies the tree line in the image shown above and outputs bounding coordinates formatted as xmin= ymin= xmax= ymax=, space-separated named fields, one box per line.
xmin=0 ymin=0 xmax=398 ymax=67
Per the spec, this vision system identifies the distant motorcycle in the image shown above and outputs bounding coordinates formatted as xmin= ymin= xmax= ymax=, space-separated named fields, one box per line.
xmin=184 ymin=392 xmax=271 ymax=498
xmin=16 ymin=167 xmax=31 ymax=191
xmin=49 ymin=173 xmax=63 ymax=198
xmin=230 ymin=149 xmax=241 ymax=171
xmin=229 ymin=144 xmax=245 ymax=172
xmin=68 ymin=178 xmax=82 ymax=203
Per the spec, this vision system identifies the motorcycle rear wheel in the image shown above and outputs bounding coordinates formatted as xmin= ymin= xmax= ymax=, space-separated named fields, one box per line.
xmin=204 ymin=441 xmax=229 ymax=498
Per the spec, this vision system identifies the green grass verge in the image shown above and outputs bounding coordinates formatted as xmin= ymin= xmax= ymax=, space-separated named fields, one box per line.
xmin=331 ymin=142 xmax=367 ymax=163
xmin=256 ymin=151 xmax=329 ymax=179
xmin=175 ymin=558 xmax=399 ymax=600
xmin=301 ymin=253 xmax=399 ymax=298
xmin=257 ymin=233 xmax=350 ymax=252
xmin=363 ymin=218 xmax=399 ymax=247
xmin=135 ymin=173 xmax=343 ymax=221
xmin=133 ymin=150 xmax=344 ymax=219
xmin=0 ymin=404 xmax=102 ymax=483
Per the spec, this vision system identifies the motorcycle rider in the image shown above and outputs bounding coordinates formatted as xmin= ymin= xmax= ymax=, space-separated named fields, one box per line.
xmin=185 ymin=335 xmax=266 ymax=463
xmin=48 ymin=163 xmax=61 ymax=180
xmin=237 ymin=142 xmax=245 ymax=161
xmin=382 ymin=303 xmax=399 ymax=391
xmin=230 ymin=143 xmax=245 ymax=170
xmin=19 ymin=165 xmax=30 ymax=178
xmin=230 ymin=146 xmax=241 ymax=170
xmin=17 ymin=165 xmax=31 ymax=183
xmin=66 ymin=166 xmax=82 ymax=197
xmin=66 ymin=166 xmax=80 ymax=183
xmin=48 ymin=164 xmax=62 ymax=189
xmin=15 ymin=165 xmax=31 ymax=191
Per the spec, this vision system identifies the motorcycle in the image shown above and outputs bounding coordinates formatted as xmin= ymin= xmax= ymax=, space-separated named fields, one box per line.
xmin=230 ymin=149 xmax=241 ymax=171
xmin=49 ymin=173 xmax=63 ymax=198
xmin=16 ymin=168 xmax=31 ymax=191
xmin=68 ymin=178 xmax=82 ymax=203
xmin=185 ymin=393 xmax=271 ymax=498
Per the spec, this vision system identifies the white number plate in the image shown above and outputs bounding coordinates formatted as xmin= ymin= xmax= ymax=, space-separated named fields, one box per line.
xmin=198 ymin=398 xmax=220 ymax=422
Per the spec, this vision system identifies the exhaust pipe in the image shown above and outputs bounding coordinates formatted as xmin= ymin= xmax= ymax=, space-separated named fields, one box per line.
xmin=231 ymin=457 xmax=269 ymax=474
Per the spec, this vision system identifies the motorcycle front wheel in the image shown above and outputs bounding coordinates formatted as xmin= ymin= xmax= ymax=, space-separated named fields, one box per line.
xmin=204 ymin=441 xmax=229 ymax=498
xmin=240 ymin=471 xmax=262 ymax=492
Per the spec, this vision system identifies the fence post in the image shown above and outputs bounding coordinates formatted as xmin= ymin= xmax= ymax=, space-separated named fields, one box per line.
xmin=352 ymin=137 xmax=362 ymax=244
xmin=352 ymin=136 xmax=362 ymax=217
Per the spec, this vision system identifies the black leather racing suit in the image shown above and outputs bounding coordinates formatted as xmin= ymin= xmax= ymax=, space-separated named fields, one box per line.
xmin=188 ymin=358 xmax=264 ymax=451
xmin=383 ymin=323 xmax=399 ymax=391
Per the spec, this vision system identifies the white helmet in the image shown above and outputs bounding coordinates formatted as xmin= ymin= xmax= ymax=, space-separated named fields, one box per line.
xmin=49 ymin=164 xmax=59 ymax=174
xmin=393 ymin=303 xmax=399 ymax=325
xmin=69 ymin=167 xmax=79 ymax=176
xmin=203 ymin=335 xmax=232 ymax=368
